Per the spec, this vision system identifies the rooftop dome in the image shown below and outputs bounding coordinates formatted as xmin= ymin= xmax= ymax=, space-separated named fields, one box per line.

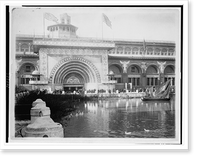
xmin=32 ymin=70 xmax=40 ymax=75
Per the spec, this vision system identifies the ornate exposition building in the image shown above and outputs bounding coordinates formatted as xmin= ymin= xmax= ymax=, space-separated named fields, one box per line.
xmin=15 ymin=13 xmax=175 ymax=93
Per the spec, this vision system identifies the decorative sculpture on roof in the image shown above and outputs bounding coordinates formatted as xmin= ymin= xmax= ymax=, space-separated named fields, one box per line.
xmin=15 ymin=58 xmax=22 ymax=71
xmin=140 ymin=62 xmax=148 ymax=73
xmin=120 ymin=61 xmax=130 ymax=73
xmin=157 ymin=61 xmax=166 ymax=73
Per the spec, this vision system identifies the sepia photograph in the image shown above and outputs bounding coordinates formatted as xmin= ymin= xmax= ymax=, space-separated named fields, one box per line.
xmin=1 ymin=1 xmax=189 ymax=150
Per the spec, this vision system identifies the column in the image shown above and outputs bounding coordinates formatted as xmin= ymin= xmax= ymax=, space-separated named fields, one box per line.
xmin=160 ymin=73 xmax=164 ymax=85
xmin=140 ymin=73 xmax=145 ymax=87
xmin=28 ymin=43 xmax=31 ymax=53
xmin=122 ymin=73 xmax=128 ymax=83
xmin=115 ymin=47 xmax=117 ymax=54
xmin=153 ymin=78 xmax=155 ymax=86
xmin=138 ymin=48 xmax=141 ymax=55
xmin=123 ymin=46 xmax=125 ymax=54
xmin=131 ymin=47 xmax=133 ymax=55
xmin=149 ymin=77 xmax=151 ymax=86
xmin=19 ymin=43 xmax=21 ymax=52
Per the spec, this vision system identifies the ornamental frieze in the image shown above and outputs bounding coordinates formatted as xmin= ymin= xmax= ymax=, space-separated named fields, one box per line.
xmin=40 ymin=48 xmax=108 ymax=56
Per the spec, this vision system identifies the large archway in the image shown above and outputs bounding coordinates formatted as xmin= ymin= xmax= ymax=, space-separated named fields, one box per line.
xmin=146 ymin=65 xmax=159 ymax=86
xmin=108 ymin=64 xmax=123 ymax=83
xmin=18 ymin=63 xmax=36 ymax=86
xmin=164 ymin=65 xmax=175 ymax=86
xmin=50 ymin=57 xmax=101 ymax=91
xmin=127 ymin=64 xmax=142 ymax=88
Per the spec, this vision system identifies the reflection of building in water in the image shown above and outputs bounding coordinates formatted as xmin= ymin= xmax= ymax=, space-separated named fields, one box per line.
xmin=86 ymin=101 xmax=109 ymax=132
xmin=15 ymin=13 xmax=175 ymax=92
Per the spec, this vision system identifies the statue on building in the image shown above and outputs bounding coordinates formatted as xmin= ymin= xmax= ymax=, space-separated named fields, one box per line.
xmin=120 ymin=61 xmax=130 ymax=73
xmin=15 ymin=58 xmax=22 ymax=71
xmin=157 ymin=61 xmax=166 ymax=73
xmin=140 ymin=62 xmax=147 ymax=73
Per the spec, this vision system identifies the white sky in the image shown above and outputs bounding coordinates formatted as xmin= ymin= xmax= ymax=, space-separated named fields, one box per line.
xmin=12 ymin=7 xmax=180 ymax=42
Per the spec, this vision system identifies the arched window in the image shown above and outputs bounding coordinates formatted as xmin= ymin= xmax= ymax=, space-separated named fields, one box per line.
xmin=18 ymin=63 xmax=36 ymax=85
xmin=127 ymin=65 xmax=141 ymax=87
xmin=125 ymin=47 xmax=131 ymax=54
xmin=164 ymin=65 xmax=175 ymax=85
xmin=117 ymin=47 xmax=123 ymax=54
xmin=168 ymin=49 xmax=175 ymax=56
xmin=154 ymin=48 xmax=161 ymax=55
xmin=161 ymin=48 xmax=167 ymax=55
xmin=146 ymin=65 xmax=159 ymax=86
xmin=147 ymin=48 xmax=153 ymax=55
xmin=132 ymin=47 xmax=138 ymax=54
xmin=21 ymin=43 xmax=29 ymax=52
xmin=109 ymin=64 xmax=123 ymax=83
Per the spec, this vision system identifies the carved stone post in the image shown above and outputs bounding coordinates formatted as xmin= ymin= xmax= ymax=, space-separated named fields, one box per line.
xmin=24 ymin=99 xmax=64 ymax=137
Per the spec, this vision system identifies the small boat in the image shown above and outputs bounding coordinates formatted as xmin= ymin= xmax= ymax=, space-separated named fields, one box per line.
xmin=141 ymin=97 xmax=170 ymax=101
xmin=142 ymin=80 xmax=171 ymax=102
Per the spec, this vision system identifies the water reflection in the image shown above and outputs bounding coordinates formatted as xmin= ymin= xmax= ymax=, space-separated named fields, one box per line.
xmin=61 ymin=97 xmax=175 ymax=138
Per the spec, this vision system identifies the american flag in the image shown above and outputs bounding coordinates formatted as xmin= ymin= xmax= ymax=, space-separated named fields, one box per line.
xmin=102 ymin=13 xmax=112 ymax=28
xmin=44 ymin=13 xmax=58 ymax=23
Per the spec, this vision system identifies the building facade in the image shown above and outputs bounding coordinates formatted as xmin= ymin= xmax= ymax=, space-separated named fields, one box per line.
xmin=15 ymin=14 xmax=175 ymax=93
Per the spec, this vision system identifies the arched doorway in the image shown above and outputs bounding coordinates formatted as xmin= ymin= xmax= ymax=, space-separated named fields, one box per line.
xmin=18 ymin=63 xmax=35 ymax=88
xmin=63 ymin=74 xmax=84 ymax=92
xmin=146 ymin=65 xmax=159 ymax=86
xmin=50 ymin=57 xmax=101 ymax=91
xmin=108 ymin=64 xmax=123 ymax=83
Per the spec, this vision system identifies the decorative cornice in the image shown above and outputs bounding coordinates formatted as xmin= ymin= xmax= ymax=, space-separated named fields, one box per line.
xmin=33 ymin=39 xmax=115 ymax=48
xmin=108 ymin=54 xmax=175 ymax=60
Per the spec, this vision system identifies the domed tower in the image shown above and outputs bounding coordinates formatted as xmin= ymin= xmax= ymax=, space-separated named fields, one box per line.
xmin=47 ymin=13 xmax=78 ymax=38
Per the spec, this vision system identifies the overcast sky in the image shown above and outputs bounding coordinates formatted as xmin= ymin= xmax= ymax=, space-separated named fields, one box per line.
xmin=12 ymin=7 xmax=180 ymax=42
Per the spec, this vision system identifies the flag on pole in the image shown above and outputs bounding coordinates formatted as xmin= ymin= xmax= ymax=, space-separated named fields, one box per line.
xmin=102 ymin=13 xmax=112 ymax=28
xmin=44 ymin=13 xmax=58 ymax=23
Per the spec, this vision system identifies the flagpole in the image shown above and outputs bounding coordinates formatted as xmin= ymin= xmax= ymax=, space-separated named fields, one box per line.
xmin=43 ymin=13 xmax=45 ymax=39
xmin=102 ymin=14 xmax=103 ymax=40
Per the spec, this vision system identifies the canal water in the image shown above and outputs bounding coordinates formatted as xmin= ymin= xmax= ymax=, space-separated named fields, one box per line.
xmin=60 ymin=96 xmax=175 ymax=138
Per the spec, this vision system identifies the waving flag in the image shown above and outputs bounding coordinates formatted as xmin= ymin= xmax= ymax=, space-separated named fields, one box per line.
xmin=154 ymin=80 xmax=171 ymax=98
xmin=44 ymin=13 xmax=58 ymax=23
xmin=102 ymin=13 xmax=112 ymax=28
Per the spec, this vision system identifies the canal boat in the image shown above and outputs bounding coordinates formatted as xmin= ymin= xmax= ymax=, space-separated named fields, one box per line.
xmin=141 ymin=80 xmax=171 ymax=101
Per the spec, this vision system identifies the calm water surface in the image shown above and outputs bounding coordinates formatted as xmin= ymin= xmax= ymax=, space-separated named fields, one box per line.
xmin=60 ymin=97 xmax=175 ymax=138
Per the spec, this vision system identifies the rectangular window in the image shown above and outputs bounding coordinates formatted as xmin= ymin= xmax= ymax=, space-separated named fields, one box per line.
xmin=25 ymin=66 xmax=31 ymax=72
xmin=147 ymin=78 xmax=149 ymax=86
xmin=128 ymin=78 xmax=132 ymax=83
xmin=117 ymin=78 xmax=121 ymax=83
xmin=137 ymin=78 xmax=140 ymax=86
xmin=155 ymin=78 xmax=158 ymax=85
